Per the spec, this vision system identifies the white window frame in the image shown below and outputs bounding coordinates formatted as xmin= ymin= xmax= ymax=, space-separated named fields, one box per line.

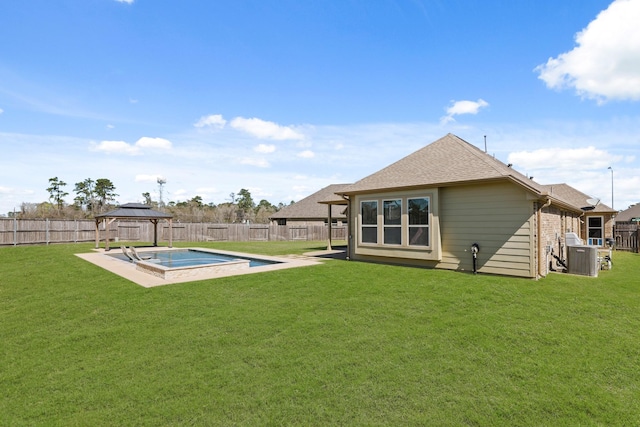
xmin=587 ymin=216 xmax=604 ymax=246
xmin=360 ymin=200 xmax=378 ymax=244
xmin=383 ymin=199 xmax=402 ymax=245
xmin=407 ymin=196 xmax=430 ymax=247
xmin=357 ymin=195 xmax=433 ymax=249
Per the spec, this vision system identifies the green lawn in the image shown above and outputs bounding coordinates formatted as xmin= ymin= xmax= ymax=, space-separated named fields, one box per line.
xmin=2 ymin=242 xmax=640 ymax=426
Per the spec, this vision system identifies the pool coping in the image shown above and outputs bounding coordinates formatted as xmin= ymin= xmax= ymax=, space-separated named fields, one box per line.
xmin=75 ymin=247 xmax=324 ymax=288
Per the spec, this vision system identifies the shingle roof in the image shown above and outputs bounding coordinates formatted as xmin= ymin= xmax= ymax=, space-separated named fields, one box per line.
xmin=336 ymin=133 xmax=615 ymax=214
xmin=269 ymin=184 xmax=351 ymax=220
xmin=615 ymin=203 xmax=640 ymax=221
xmin=95 ymin=203 xmax=173 ymax=219
xmin=541 ymin=184 xmax=615 ymax=213
xmin=338 ymin=133 xmax=547 ymax=195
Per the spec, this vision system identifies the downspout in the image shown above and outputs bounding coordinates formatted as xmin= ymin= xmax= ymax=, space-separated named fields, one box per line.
xmin=537 ymin=197 xmax=552 ymax=278
xmin=342 ymin=195 xmax=351 ymax=260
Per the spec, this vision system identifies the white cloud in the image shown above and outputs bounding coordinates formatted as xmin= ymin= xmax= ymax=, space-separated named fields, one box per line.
xmin=116 ymin=0 xmax=134 ymax=4
xmin=0 ymin=108 xmax=4 ymax=114
xmin=535 ymin=0 xmax=640 ymax=102
xmin=441 ymin=99 xmax=489 ymax=124
xmin=135 ymin=174 xmax=164 ymax=183
xmin=239 ymin=157 xmax=270 ymax=168
xmin=297 ymin=150 xmax=315 ymax=159
xmin=254 ymin=143 xmax=276 ymax=153
xmin=194 ymin=114 xmax=227 ymax=129
xmin=91 ymin=137 xmax=172 ymax=155
xmin=173 ymin=189 xmax=188 ymax=198
xmin=106 ymin=124 xmax=115 ymax=129
xmin=92 ymin=140 xmax=140 ymax=155
xmin=129 ymin=98 xmax=138 ymax=103
xmin=507 ymin=146 xmax=621 ymax=171
xmin=195 ymin=187 xmax=217 ymax=194
xmin=230 ymin=117 xmax=305 ymax=140
xmin=135 ymin=136 xmax=172 ymax=150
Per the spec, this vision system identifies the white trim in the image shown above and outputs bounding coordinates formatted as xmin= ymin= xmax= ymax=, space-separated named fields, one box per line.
xmin=587 ymin=215 xmax=604 ymax=246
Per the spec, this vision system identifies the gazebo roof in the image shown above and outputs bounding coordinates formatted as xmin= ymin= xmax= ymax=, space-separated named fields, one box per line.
xmin=94 ymin=203 xmax=173 ymax=219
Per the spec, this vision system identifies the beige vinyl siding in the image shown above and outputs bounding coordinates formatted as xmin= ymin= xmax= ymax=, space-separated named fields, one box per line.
xmin=349 ymin=181 xmax=537 ymax=278
xmin=436 ymin=182 xmax=535 ymax=277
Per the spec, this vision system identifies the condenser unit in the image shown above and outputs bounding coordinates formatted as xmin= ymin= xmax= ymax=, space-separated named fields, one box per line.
xmin=567 ymin=245 xmax=599 ymax=277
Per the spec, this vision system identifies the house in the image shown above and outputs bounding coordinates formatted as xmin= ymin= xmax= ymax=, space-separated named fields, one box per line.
xmin=333 ymin=134 xmax=615 ymax=279
xmin=269 ymin=184 xmax=351 ymax=226
xmin=613 ymin=203 xmax=640 ymax=252
xmin=615 ymin=204 xmax=640 ymax=222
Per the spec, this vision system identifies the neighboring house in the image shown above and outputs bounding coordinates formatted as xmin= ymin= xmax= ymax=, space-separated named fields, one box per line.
xmin=269 ymin=184 xmax=351 ymax=226
xmin=615 ymin=204 xmax=640 ymax=222
xmin=333 ymin=134 xmax=615 ymax=279
xmin=613 ymin=203 xmax=640 ymax=252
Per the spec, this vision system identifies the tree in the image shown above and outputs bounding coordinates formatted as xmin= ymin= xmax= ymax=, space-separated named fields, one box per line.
xmin=255 ymin=199 xmax=277 ymax=223
xmin=236 ymin=189 xmax=255 ymax=212
xmin=235 ymin=188 xmax=255 ymax=223
xmin=190 ymin=195 xmax=203 ymax=207
xmin=142 ymin=192 xmax=153 ymax=206
xmin=256 ymin=199 xmax=274 ymax=211
xmin=94 ymin=178 xmax=118 ymax=212
xmin=216 ymin=203 xmax=236 ymax=223
xmin=74 ymin=178 xmax=96 ymax=213
xmin=46 ymin=177 xmax=68 ymax=211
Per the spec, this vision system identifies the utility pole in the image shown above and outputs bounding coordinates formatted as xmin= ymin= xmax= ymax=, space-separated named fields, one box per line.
xmin=157 ymin=177 xmax=167 ymax=209
xmin=608 ymin=167 xmax=614 ymax=210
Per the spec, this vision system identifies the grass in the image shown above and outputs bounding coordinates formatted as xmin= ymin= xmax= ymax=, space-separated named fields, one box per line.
xmin=1 ymin=241 xmax=640 ymax=426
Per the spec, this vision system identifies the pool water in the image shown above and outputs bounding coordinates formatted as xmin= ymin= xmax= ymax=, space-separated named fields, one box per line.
xmin=109 ymin=249 xmax=279 ymax=268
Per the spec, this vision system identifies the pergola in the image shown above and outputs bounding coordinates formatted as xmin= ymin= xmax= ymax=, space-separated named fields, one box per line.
xmin=94 ymin=203 xmax=173 ymax=251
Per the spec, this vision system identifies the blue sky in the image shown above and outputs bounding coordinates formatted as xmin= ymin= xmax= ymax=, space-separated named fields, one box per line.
xmin=1 ymin=0 xmax=639 ymax=215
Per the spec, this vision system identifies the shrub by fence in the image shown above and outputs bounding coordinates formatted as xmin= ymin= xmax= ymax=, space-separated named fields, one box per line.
xmin=0 ymin=218 xmax=347 ymax=246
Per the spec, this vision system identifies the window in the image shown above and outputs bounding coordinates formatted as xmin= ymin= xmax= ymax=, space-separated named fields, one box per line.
xmin=361 ymin=201 xmax=378 ymax=244
xmin=383 ymin=199 xmax=402 ymax=245
xmin=408 ymin=197 xmax=429 ymax=246
xmin=587 ymin=216 xmax=603 ymax=246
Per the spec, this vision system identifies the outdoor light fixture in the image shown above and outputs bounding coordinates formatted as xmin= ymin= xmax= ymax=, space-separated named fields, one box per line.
xmin=608 ymin=167 xmax=614 ymax=210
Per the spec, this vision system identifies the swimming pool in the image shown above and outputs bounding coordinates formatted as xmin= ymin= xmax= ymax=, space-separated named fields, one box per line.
xmin=109 ymin=248 xmax=279 ymax=268
xmin=108 ymin=248 xmax=282 ymax=280
xmin=76 ymin=247 xmax=324 ymax=287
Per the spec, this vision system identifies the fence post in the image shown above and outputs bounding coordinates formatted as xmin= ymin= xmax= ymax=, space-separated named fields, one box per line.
xmin=13 ymin=216 xmax=17 ymax=246
xmin=46 ymin=218 xmax=50 ymax=245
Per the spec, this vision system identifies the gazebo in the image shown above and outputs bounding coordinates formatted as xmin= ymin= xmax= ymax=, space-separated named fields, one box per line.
xmin=94 ymin=203 xmax=173 ymax=250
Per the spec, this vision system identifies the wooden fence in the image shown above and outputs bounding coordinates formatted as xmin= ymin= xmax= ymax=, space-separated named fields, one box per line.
xmin=614 ymin=221 xmax=639 ymax=253
xmin=0 ymin=218 xmax=347 ymax=246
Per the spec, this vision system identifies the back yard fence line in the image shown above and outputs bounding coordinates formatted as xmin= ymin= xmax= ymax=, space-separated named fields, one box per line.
xmin=0 ymin=218 xmax=348 ymax=247
xmin=614 ymin=221 xmax=639 ymax=253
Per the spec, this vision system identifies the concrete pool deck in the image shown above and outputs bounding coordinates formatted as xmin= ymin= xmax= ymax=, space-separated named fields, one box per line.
xmin=76 ymin=247 xmax=327 ymax=288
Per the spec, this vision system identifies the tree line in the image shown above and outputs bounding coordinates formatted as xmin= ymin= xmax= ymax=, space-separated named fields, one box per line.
xmin=9 ymin=177 xmax=290 ymax=224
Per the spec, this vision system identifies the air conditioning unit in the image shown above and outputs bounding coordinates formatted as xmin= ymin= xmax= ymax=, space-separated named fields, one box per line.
xmin=567 ymin=245 xmax=599 ymax=277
